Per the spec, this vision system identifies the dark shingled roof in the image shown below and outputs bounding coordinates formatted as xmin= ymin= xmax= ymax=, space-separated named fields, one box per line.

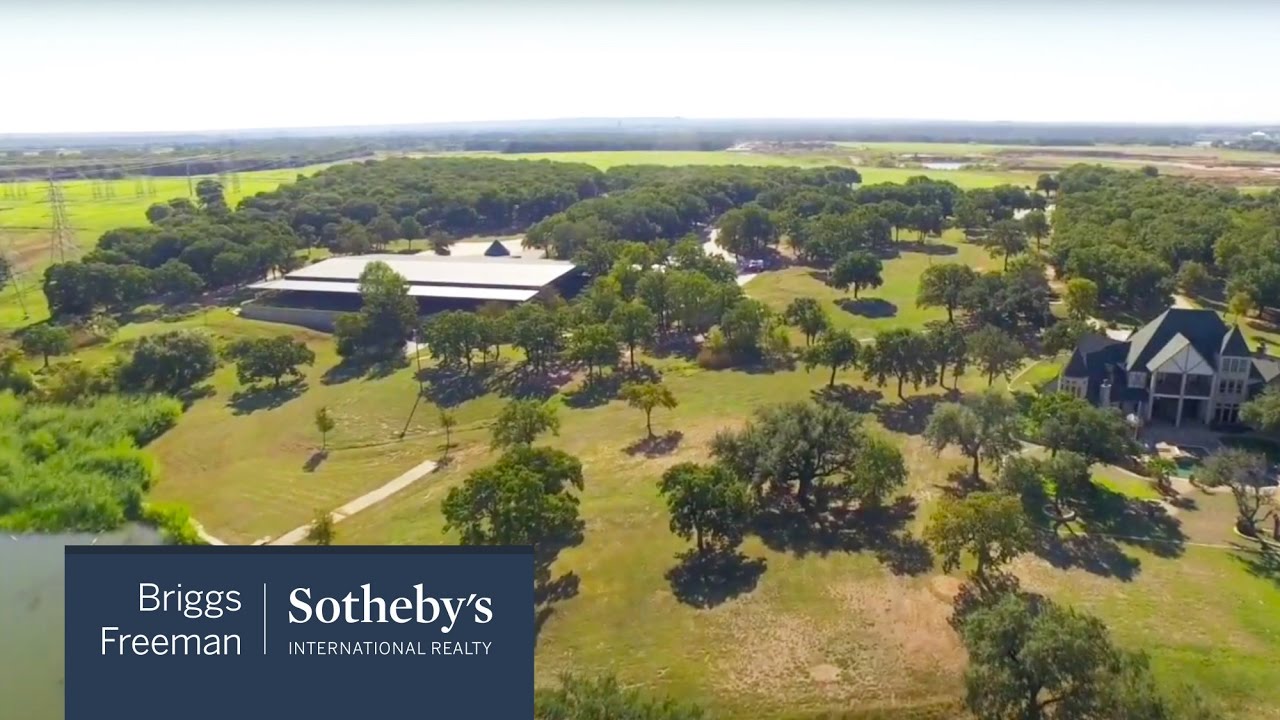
xmin=1222 ymin=326 xmax=1252 ymax=357
xmin=1125 ymin=309 xmax=1228 ymax=372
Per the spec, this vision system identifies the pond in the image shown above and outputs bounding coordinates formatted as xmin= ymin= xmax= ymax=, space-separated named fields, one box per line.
xmin=0 ymin=524 xmax=163 ymax=720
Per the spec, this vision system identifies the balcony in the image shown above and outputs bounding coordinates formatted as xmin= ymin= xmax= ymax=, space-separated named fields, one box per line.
xmin=1184 ymin=375 xmax=1213 ymax=397
xmin=1153 ymin=373 xmax=1183 ymax=395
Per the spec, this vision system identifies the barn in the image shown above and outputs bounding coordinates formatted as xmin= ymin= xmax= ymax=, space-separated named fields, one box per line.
xmin=242 ymin=253 xmax=584 ymax=330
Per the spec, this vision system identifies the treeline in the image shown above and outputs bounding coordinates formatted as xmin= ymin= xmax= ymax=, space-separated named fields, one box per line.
xmin=240 ymin=156 xmax=604 ymax=240
xmin=1050 ymin=164 xmax=1280 ymax=317
xmin=43 ymin=180 xmax=297 ymax=317
xmin=1 ymin=148 xmax=373 ymax=181
xmin=525 ymin=164 xmax=861 ymax=257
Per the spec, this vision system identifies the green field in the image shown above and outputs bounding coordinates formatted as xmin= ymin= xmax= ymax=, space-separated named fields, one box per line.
xmin=0 ymin=165 xmax=328 ymax=328
xmin=468 ymin=150 xmax=1042 ymax=188
xmin=750 ymin=230 xmax=996 ymax=339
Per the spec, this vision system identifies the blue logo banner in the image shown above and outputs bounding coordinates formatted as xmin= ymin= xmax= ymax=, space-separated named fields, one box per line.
xmin=65 ymin=546 xmax=534 ymax=719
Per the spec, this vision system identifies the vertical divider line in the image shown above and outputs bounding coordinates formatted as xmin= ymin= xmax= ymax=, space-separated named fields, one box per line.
xmin=263 ymin=583 xmax=268 ymax=655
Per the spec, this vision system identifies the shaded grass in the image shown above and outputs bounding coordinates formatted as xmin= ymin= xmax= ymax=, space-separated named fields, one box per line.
xmin=749 ymin=232 xmax=994 ymax=338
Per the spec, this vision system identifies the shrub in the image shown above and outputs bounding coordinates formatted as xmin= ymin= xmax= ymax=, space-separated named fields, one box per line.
xmin=142 ymin=503 xmax=206 ymax=545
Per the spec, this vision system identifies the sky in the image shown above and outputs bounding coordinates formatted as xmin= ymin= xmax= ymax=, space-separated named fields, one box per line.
xmin=1 ymin=0 xmax=1278 ymax=134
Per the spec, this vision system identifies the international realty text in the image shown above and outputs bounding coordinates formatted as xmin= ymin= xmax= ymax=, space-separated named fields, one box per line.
xmin=288 ymin=640 xmax=493 ymax=656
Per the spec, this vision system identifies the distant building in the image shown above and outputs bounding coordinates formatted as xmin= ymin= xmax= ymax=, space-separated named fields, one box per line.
xmin=243 ymin=253 xmax=583 ymax=330
xmin=1057 ymin=308 xmax=1280 ymax=427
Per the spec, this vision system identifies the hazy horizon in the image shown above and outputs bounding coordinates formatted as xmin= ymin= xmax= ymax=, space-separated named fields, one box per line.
xmin=3 ymin=0 xmax=1279 ymax=134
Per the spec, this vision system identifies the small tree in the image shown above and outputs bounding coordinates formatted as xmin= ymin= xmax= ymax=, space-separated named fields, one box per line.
xmin=917 ymin=263 xmax=977 ymax=324
xmin=620 ymin=380 xmax=678 ymax=438
xmin=1242 ymin=384 xmax=1280 ymax=433
xmin=439 ymin=409 xmax=457 ymax=459
xmin=307 ymin=510 xmax=336 ymax=546
xmin=925 ymin=491 xmax=1032 ymax=585
xmin=783 ymin=297 xmax=830 ymax=345
xmin=315 ymin=406 xmax=335 ymax=450
xmin=924 ymin=319 xmax=967 ymax=388
xmin=1065 ymin=278 xmax=1100 ymax=320
xmin=658 ymin=462 xmax=753 ymax=554
xmin=224 ymin=335 xmax=316 ymax=388
xmin=610 ymin=301 xmax=657 ymax=369
xmin=1176 ymin=260 xmax=1214 ymax=298
xmin=847 ymin=436 xmax=907 ymax=508
xmin=1229 ymin=291 xmax=1256 ymax=320
xmin=491 ymin=398 xmax=560 ymax=449
xmin=1199 ymin=447 xmax=1275 ymax=535
xmin=924 ymin=390 xmax=1022 ymax=482
xmin=802 ymin=329 xmax=860 ymax=387
xmin=861 ymin=327 xmax=932 ymax=399
xmin=442 ymin=446 xmax=584 ymax=547
xmin=568 ymin=323 xmax=620 ymax=379
xmin=985 ymin=219 xmax=1028 ymax=271
xmin=829 ymin=251 xmax=884 ymax=298
xmin=1022 ymin=209 xmax=1050 ymax=251
xmin=119 ymin=330 xmax=218 ymax=395
xmin=967 ymin=325 xmax=1025 ymax=386
xmin=21 ymin=324 xmax=72 ymax=368
xmin=1145 ymin=456 xmax=1177 ymax=495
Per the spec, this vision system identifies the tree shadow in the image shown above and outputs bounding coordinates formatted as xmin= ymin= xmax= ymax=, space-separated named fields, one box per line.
xmin=648 ymin=334 xmax=700 ymax=360
xmin=935 ymin=467 xmax=989 ymax=499
xmin=1027 ymin=487 xmax=1187 ymax=581
xmin=1233 ymin=545 xmax=1280 ymax=588
xmin=664 ymin=548 xmax=766 ymax=608
xmin=175 ymin=384 xmax=217 ymax=410
xmin=534 ymin=571 xmax=580 ymax=643
xmin=490 ymin=364 xmax=574 ymax=400
xmin=623 ymin=430 xmax=684 ymax=457
xmin=836 ymin=297 xmax=898 ymax=319
xmin=419 ymin=364 xmax=495 ymax=408
xmin=752 ymin=494 xmax=927 ymax=574
xmin=564 ymin=372 xmax=624 ymax=408
xmin=898 ymin=241 xmax=958 ymax=256
xmin=874 ymin=394 xmax=947 ymax=435
xmin=812 ymin=384 xmax=883 ymax=413
xmin=227 ymin=380 xmax=307 ymax=415
xmin=321 ymin=355 xmax=407 ymax=385
xmin=303 ymin=449 xmax=329 ymax=472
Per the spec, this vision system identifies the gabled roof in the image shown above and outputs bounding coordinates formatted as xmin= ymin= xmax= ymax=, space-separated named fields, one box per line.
xmin=1145 ymin=333 xmax=1192 ymax=372
xmin=1221 ymin=326 xmax=1252 ymax=357
xmin=1124 ymin=309 xmax=1229 ymax=372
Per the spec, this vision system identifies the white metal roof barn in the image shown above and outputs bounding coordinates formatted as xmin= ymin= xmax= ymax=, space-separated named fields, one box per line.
xmin=250 ymin=254 xmax=580 ymax=304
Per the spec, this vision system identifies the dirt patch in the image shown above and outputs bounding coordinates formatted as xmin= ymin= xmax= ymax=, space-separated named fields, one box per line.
xmin=714 ymin=573 xmax=964 ymax=704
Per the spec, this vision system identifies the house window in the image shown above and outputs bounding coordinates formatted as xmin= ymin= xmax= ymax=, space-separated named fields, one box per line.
xmin=1064 ymin=381 xmax=1086 ymax=400
xmin=1221 ymin=357 xmax=1249 ymax=374
xmin=1218 ymin=379 xmax=1244 ymax=395
xmin=1127 ymin=371 xmax=1146 ymax=387
xmin=1214 ymin=403 xmax=1241 ymax=424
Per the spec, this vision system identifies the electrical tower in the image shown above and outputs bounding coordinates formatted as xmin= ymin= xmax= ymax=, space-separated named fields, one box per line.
xmin=47 ymin=179 xmax=78 ymax=263
xmin=0 ymin=229 xmax=30 ymax=319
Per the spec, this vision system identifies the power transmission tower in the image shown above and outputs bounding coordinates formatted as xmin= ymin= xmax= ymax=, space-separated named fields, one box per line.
xmin=0 ymin=229 xmax=30 ymax=319
xmin=47 ymin=179 xmax=78 ymax=263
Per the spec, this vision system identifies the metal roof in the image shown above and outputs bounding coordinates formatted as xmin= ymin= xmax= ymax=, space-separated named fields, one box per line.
xmin=284 ymin=254 xmax=575 ymax=289
xmin=249 ymin=278 xmax=539 ymax=302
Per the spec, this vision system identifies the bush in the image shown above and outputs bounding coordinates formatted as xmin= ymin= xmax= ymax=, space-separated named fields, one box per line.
xmin=695 ymin=328 xmax=734 ymax=370
xmin=142 ymin=502 xmax=206 ymax=545
xmin=0 ymin=392 xmax=181 ymax=532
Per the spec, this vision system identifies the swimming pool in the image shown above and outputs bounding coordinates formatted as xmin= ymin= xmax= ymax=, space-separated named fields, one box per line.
xmin=1172 ymin=445 xmax=1211 ymax=479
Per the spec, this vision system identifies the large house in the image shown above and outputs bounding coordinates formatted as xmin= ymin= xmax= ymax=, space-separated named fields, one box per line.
xmin=1057 ymin=308 xmax=1280 ymax=427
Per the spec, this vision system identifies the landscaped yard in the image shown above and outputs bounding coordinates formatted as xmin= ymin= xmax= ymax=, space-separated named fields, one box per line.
xmin=749 ymin=230 xmax=996 ymax=338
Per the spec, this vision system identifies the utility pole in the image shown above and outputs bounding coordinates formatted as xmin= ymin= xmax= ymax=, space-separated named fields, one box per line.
xmin=1 ymin=230 xmax=30 ymax=319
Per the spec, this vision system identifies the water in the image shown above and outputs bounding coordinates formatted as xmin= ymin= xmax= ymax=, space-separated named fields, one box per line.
xmin=0 ymin=525 xmax=163 ymax=720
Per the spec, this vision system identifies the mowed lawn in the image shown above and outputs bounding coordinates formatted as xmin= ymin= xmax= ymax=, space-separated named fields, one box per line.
xmin=0 ymin=164 xmax=328 ymax=329
xmin=750 ymin=230 xmax=997 ymax=338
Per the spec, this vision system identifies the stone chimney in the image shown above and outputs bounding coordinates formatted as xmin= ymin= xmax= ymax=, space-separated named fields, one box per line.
xmin=1099 ymin=379 xmax=1112 ymax=407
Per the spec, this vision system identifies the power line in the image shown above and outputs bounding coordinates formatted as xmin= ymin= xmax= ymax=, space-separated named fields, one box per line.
xmin=0 ymin=229 xmax=31 ymax=319
xmin=46 ymin=178 xmax=78 ymax=263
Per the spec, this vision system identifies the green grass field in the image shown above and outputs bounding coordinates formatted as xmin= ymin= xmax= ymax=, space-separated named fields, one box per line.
xmin=750 ymin=230 xmax=997 ymax=339
xmin=468 ymin=150 xmax=1042 ymax=189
